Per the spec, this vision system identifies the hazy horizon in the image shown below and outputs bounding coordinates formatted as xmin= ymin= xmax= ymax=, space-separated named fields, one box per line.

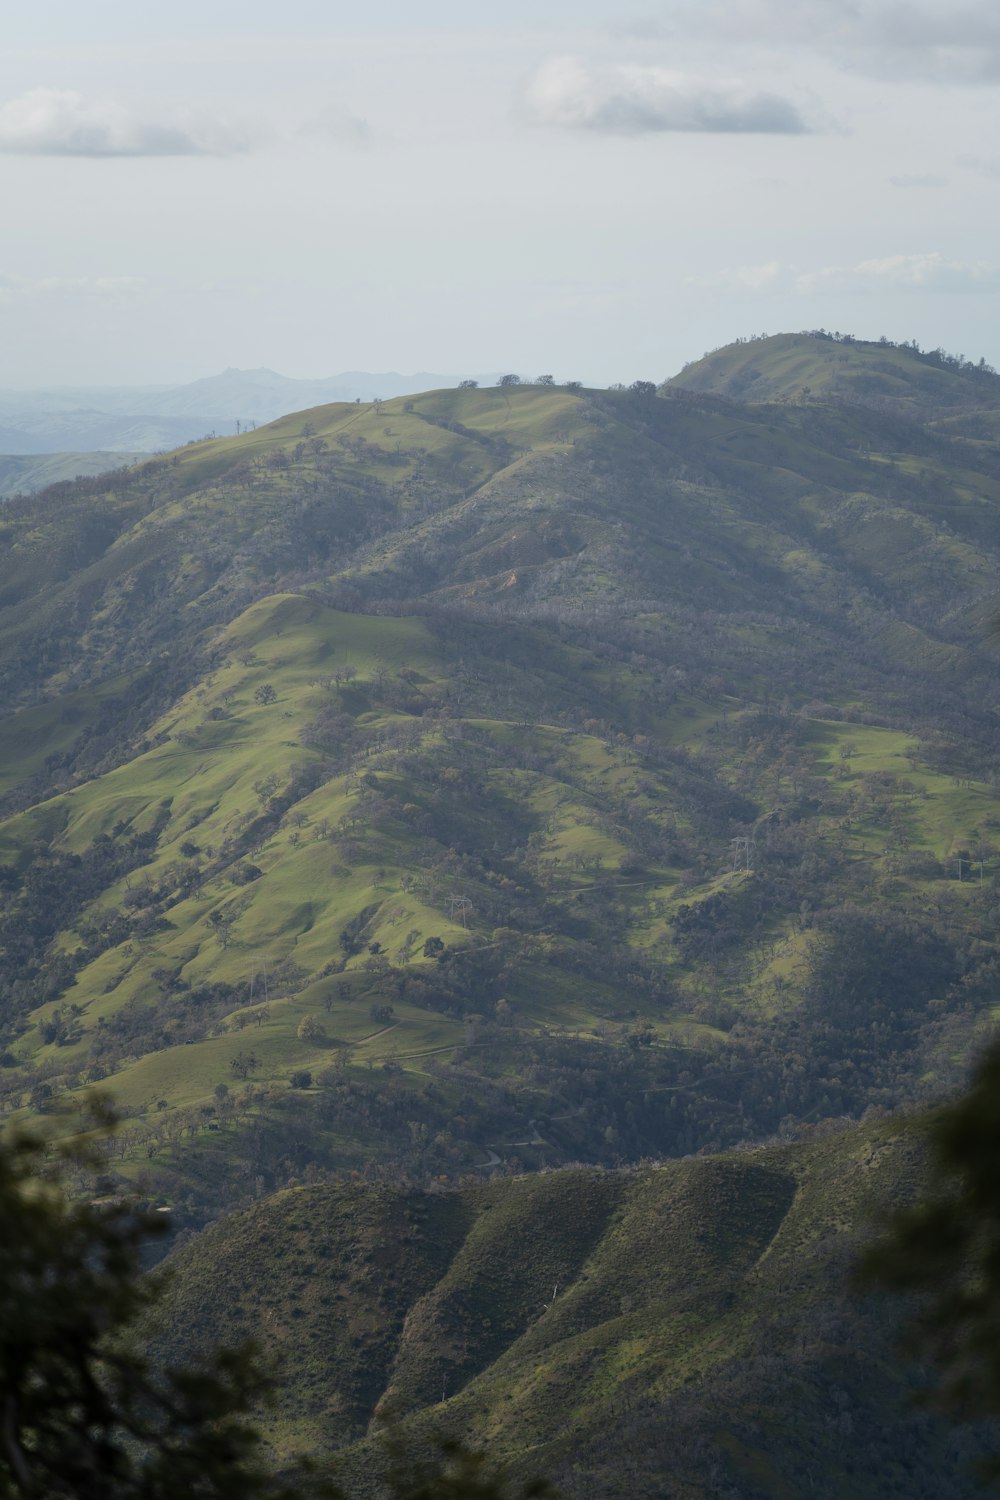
xmin=3 ymin=0 xmax=998 ymax=386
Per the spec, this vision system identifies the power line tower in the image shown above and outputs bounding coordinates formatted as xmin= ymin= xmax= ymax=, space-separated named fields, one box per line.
xmin=446 ymin=895 xmax=472 ymax=929
xmin=728 ymin=836 xmax=757 ymax=881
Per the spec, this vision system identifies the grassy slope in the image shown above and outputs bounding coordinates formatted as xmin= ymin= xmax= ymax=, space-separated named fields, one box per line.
xmin=7 ymin=590 xmax=997 ymax=1152
xmin=666 ymin=332 xmax=1000 ymax=413
xmin=0 ymin=361 xmax=999 ymax=1202
xmin=0 ymin=451 xmax=144 ymax=499
xmin=148 ymin=1118 xmax=991 ymax=1499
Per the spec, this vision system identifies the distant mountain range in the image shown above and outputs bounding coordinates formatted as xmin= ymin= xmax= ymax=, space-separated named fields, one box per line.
xmin=0 ymin=367 xmax=501 ymax=456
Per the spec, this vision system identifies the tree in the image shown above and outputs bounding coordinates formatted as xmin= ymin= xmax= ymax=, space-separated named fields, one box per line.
xmin=0 ymin=1116 xmax=550 ymax=1500
xmin=208 ymin=911 xmax=235 ymax=949
xmin=629 ymin=380 xmax=657 ymax=397
xmin=253 ymin=684 xmax=277 ymax=706
xmin=458 ymin=380 xmax=478 ymax=389
xmin=497 ymin=375 xmax=521 ymax=387
xmin=860 ymin=1037 xmax=1000 ymax=1481
xmin=422 ymin=937 xmax=445 ymax=959
xmin=296 ymin=1017 xmax=326 ymax=1046
xmin=229 ymin=1051 xmax=258 ymax=1080
xmin=535 ymin=375 xmax=555 ymax=386
xmin=0 ymin=1114 xmax=330 ymax=1499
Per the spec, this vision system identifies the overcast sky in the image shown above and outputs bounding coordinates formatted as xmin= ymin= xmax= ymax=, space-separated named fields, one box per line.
xmin=2 ymin=0 xmax=998 ymax=386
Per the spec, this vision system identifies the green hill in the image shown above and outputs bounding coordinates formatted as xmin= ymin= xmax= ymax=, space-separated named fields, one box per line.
xmin=0 ymin=451 xmax=145 ymax=499
xmin=666 ymin=331 xmax=1000 ymax=418
xmin=0 ymin=364 xmax=999 ymax=1216
xmin=145 ymin=1118 xmax=993 ymax=1499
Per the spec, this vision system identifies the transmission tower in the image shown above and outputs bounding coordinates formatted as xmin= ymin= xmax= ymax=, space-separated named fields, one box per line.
xmin=728 ymin=836 xmax=757 ymax=880
xmin=446 ymin=895 xmax=472 ymax=929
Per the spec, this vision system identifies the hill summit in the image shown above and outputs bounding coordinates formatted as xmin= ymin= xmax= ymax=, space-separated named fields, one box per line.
xmin=666 ymin=329 xmax=1000 ymax=417
xmin=0 ymin=354 xmax=998 ymax=1222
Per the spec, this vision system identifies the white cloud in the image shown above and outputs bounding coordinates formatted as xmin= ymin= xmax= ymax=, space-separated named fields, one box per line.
xmin=521 ymin=56 xmax=813 ymax=134
xmin=0 ymin=89 xmax=257 ymax=157
xmin=888 ymin=173 xmax=948 ymax=187
xmin=697 ymin=252 xmax=1000 ymax=295
xmin=621 ymin=2 xmax=1000 ymax=83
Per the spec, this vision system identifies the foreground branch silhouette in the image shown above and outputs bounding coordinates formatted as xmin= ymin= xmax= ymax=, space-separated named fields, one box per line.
xmin=0 ymin=1107 xmax=332 ymax=1500
xmin=0 ymin=1106 xmax=548 ymax=1500
xmin=860 ymin=1036 xmax=1000 ymax=1482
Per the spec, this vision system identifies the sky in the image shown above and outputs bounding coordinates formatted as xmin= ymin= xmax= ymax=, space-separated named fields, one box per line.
xmin=2 ymin=0 xmax=998 ymax=387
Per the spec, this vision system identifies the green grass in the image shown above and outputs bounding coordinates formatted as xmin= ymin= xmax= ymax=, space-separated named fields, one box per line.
xmin=0 ymin=675 xmax=132 ymax=800
xmin=668 ymin=331 xmax=999 ymax=413
xmin=3 ymin=355 xmax=1000 ymax=1217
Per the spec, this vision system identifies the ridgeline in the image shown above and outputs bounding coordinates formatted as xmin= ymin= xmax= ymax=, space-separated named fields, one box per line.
xmin=1 ymin=331 xmax=1000 ymax=1491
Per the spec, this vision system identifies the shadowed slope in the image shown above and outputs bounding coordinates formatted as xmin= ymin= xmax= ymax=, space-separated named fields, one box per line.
xmin=148 ymin=1118 xmax=994 ymax=1498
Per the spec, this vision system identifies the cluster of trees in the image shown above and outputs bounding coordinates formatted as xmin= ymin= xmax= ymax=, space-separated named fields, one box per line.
xmin=456 ymin=376 xmax=656 ymax=395
xmin=804 ymin=329 xmax=999 ymax=381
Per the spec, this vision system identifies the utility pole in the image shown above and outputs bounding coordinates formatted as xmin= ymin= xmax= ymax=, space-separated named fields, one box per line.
xmin=248 ymin=959 xmax=271 ymax=1005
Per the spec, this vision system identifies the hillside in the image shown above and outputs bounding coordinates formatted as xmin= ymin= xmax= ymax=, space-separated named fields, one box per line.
xmin=0 ymin=359 xmax=999 ymax=1215
xmin=667 ymin=331 xmax=1000 ymax=419
xmin=147 ymin=1119 xmax=996 ymax=1499
xmin=0 ymin=450 xmax=143 ymax=499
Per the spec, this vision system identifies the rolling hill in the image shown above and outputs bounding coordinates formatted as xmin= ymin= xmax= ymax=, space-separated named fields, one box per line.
xmin=0 ymin=340 xmax=998 ymax=1223
xmin=0 ymin=450 xmax=144 ymax=499
xmin=146 ymin=1116 xmax=995 ymax=1499
xmin=667 ymin=330 xmax=1000 ymax=418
